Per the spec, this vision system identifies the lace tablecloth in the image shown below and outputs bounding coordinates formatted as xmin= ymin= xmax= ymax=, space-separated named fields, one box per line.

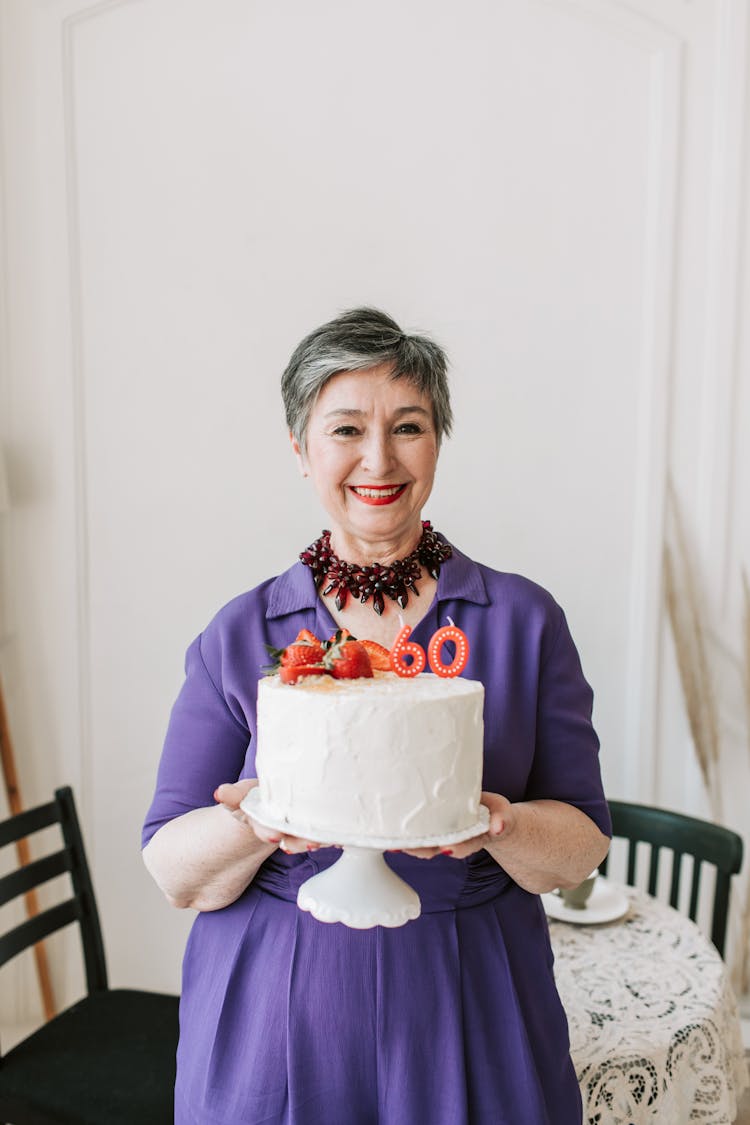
xmin=547 ymin=885 xmax=749 ymax=1125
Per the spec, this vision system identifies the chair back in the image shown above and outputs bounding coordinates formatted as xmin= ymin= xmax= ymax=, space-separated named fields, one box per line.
xmin=600 ymin=799 xmax=743 ymax=957
xmin=0 ymin=786 xmax=108 ymax=1012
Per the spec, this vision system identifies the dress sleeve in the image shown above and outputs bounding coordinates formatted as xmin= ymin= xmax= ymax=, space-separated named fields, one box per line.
xmin=141 ymin=633 xmax=251 ymax=847
xmin=526 ymin=609 xmax=612 ymax=838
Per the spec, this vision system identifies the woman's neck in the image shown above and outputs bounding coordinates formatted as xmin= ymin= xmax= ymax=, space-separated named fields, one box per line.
xmin=328 ymin=525 xmax=424 ymax=567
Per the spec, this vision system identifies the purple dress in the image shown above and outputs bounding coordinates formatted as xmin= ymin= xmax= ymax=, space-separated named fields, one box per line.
xmin=143 ymin=547 xmax=611 ymax=1125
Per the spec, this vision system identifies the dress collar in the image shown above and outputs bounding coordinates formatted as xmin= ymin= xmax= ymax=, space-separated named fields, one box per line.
xmin=265 ymin=543 xmax=489 ymax=620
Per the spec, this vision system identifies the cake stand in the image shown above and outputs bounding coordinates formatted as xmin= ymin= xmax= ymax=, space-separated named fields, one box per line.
xmin=241 ymin=788 xmax=490 ymax=930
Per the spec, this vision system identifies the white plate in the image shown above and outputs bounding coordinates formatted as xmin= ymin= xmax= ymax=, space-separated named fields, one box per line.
xmin=541 ymin=878 xmax=630 ymax=925
xmin=241 ymin=787 xmax=490 ymax=850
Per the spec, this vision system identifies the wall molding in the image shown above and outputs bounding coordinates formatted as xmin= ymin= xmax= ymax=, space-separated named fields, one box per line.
xmin=696 ymin=0 xmax=749 ymax=615
xmin=542 ymin=0 xmax=685 ymax=799
xmin=60 ymin=0 xmax=141 ymax=836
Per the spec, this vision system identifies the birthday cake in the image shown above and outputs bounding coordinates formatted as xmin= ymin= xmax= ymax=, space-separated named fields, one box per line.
xmin=247 ymin=631 xmax=486 ymax=844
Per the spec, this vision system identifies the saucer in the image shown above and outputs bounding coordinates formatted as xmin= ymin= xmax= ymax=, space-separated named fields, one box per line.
xmin=541 ymin=877 xmax=630 ymax=925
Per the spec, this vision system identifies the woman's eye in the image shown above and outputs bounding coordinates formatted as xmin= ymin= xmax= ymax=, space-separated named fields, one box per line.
xmin=394 ymin=423 xmax=422 ymax=435
xmin=331 ymin=425 xmax=360 ymax=437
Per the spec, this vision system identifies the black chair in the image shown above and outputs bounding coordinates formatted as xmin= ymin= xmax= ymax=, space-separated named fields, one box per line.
xmin=600 ymin=799 xmax=743 ymax=958
xmin=0 ymin=786 xmax=179 ymax=1124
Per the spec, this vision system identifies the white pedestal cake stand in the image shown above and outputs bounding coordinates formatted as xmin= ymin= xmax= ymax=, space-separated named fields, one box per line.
xmin=241 ymin=788 xmax=490 ymax=930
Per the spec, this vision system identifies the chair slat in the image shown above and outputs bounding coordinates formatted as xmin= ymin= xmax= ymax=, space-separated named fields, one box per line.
xmin=647 ymin=846 xmax=660 ymax=896
xmin=0 ymin=899 xmax=81 ymax=970
xmin=0 ymin=848 xmax=73 ymax=908
xmin=688 ymin=861 xmax=702 ymax=922
xmin=669 ymin=852 xmax=682 ymax=909
xmin=0 ymin=800 xmax=60 ymax=849
xmin=626 ymin=841 xmax=637 ymax=885
xmin=711 ymin=876 xmax=732 ymax=954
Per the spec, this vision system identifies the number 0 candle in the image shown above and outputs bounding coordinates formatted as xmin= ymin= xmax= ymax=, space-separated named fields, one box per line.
xmin=427 ymin=619 xmax=470 ymax=678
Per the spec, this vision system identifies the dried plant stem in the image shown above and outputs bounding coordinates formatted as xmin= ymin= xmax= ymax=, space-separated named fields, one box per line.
xmin=742 ymin=569 xmax=750 ymax=762
xmin=665 ymin=496 xmax=750 ymax=990
xmin=740 ymin=884 xmax=750 ymax=995
xmin=663 ymin=533 xmax=722 ymax=818
xmin=741 ymin=570 xmax=750 ymax=992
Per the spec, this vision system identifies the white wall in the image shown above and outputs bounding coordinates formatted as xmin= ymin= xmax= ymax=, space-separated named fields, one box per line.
xmin=0 ymin=0 xmax=748 ymax=1008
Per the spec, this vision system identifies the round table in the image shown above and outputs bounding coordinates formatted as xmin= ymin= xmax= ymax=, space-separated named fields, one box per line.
xmin=546 ymin=883 xmax=750 ymax=1124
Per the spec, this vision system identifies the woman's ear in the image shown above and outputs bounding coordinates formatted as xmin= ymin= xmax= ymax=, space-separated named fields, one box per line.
xmin=289 ymin=432 xmax=309 ymax=478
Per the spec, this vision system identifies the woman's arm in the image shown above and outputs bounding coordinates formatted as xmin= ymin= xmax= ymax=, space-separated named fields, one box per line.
xmin=481 ymin=794 xmax=610 ymax=893
xmin=142 ymin=780 xmax=278 ymax=911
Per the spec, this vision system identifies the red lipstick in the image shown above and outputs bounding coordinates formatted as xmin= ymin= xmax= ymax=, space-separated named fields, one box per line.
xmin=348 ymin=484 xmax=407 ymax=506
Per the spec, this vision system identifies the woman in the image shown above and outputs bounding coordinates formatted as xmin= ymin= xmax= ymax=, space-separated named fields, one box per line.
xmin=143 ymin=307 xmax=611 ymax=1125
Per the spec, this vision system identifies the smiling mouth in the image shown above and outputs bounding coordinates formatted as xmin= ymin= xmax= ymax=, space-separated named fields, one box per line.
xmin=349 ymin=484 xmax=408 ymax=506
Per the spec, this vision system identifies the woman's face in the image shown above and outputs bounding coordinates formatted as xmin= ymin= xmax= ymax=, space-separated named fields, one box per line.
xmin=292 ymin=364 xmax=439 ymax=561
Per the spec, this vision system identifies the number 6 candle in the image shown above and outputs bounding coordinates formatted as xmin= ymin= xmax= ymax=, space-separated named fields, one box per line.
xmin=390 ymin=622 xmax=427 ymax=678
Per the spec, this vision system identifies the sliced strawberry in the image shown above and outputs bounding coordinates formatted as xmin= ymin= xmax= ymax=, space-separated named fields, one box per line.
xmin=264 ymin=632 xmax=326 ymax=677
xmin=279 ymin=664 xmax=329 ymax=685
xmin=326 ymin=639 xmax=374 ymax=680
xmin=327 ymin=628 xmax=353 ymax=644
xmin=295 ymin=628 xmax=322 ymax=646
xmin=359 ymin=639 xmax=392 ymax=671
xmin=281 ymin=639 xmax=325 ymax=667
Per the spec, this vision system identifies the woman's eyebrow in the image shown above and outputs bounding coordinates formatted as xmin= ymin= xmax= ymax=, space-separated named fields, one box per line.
xmin=394 ymin=406 xmax=431 ymax=417
xmin=323 ymin=405 xmax=430 ymax=418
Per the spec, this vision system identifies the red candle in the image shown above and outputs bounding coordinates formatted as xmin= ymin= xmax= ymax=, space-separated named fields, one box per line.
xmin=390 ymin=623 xmax=427 ymax=678
xmin=427 ymin=619 xmax=469 ymax=678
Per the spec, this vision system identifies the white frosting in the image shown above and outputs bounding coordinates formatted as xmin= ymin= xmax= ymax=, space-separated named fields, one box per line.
xmin=255 ymin=671 xmax=485 ymax=841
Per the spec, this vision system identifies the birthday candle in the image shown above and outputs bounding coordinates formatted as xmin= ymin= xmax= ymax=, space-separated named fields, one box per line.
xmin=427 ymin=618 xmax=469 ymax=678
xmin=390 ymin=621 xmax=427 ymax=678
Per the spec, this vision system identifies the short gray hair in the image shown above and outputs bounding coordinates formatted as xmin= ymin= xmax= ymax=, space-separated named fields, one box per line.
xmin=281 ymin=307 xmax=453 ymax=450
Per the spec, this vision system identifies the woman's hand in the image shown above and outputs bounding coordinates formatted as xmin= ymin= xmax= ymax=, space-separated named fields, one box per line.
xmin=399 ymin=792 xmax=512 ymax=860
xmin=214 ymin=780 xmax=330 ymax=855
xmin=213 ymin=779 xmax=266 ymax=832
xmin=398 ymin=794 xmax=609 ymax=896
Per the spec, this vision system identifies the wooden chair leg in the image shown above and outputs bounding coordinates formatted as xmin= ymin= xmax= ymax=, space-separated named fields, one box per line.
xmin=0 ymin=674 xmax=56 ymax=1019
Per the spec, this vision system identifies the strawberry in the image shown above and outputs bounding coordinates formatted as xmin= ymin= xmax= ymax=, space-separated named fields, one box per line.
xmin=264 ymin=632 xmax=325 ymax=677
xmin=359 ymin=639 xmax=392 ymax=671
xmin=324 ymin=633 xmax=374 ymax=680
xmin=279 ymin=663 xmax=328 ymax=685
xmin=295 ymin=628 xmax=322 ymax=646
xmin=281 ymin=639 xmax=325 ymax=667
xmin=265 ymin=629 xmax=373 ymax=682
xmin=328 ymin=628 xmax=353 ymax=643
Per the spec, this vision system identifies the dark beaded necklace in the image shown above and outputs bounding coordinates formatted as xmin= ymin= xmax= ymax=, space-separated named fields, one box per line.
xmin=299 ymin=520 xmax=453 ymax=616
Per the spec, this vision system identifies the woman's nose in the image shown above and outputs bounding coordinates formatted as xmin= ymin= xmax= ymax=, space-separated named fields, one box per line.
xmin=360 ymin=433 xmax=396 ymax=475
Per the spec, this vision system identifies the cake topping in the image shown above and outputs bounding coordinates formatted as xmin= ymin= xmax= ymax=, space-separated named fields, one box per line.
xmin=265 ymin=629 xmax=374 ymax=683
xmin=358 ymin=639 xmax=392 ymax=671
xmin=267 ymin=619 xmax=470 ymax=684
xmin=325 ymin=634 xmax=373 ymax=680
xmin=279 ymin=663 xmax=328 ymax=685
